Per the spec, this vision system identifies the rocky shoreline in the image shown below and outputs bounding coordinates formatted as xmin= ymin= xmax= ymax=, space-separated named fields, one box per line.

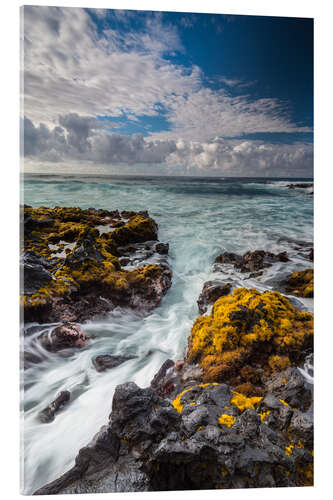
xmin=21 ymin=205 xmax=313 ymax=493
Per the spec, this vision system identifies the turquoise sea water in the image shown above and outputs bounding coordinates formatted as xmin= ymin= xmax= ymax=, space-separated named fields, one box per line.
xmin=21 ymin=175 xmax=313 ymax=493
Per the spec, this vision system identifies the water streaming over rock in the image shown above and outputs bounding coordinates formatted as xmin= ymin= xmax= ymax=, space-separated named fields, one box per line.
xmin=21 ymin=175 xmax=313 ymax=493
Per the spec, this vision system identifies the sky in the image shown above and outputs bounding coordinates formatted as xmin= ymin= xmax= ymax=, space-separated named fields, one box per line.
xmin=22 ymin=6 xmax=313 ymax=176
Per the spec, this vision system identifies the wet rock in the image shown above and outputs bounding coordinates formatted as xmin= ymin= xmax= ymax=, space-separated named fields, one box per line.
xmin=92 ymin=354 xmax=135 ymax=372
xmin=39 ymin=322 xmax=88 ymax=352
xmin=155 ymin=242 xmax=169 ymax=255
xmin=119 ymin=257 xmax=130 ymax=266
xmin=150 ymin=359 xmax=178 ymax=397
xmin=214 ymin=251 xmax=241 ymax=266
xmin=22 ymin=251 xmax=54 ymax=294
xmin=287 ymin=183 xmax=313 ymax=189
xmin=197 ymin=280 xmax=232 ymax=314
xmin=22 ymin=206 xmax=171 ymax=322
xmin=38 ymin=391 xmax=70 ymax=423
xmin=214 ymin=249 xmax=289 ymax=274
xmin=35 ymin=374 xmax=313 ymax=494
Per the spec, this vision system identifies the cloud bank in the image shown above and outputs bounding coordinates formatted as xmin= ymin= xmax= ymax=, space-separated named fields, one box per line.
xmin=22 ymin=6 xmax=313 ymax=176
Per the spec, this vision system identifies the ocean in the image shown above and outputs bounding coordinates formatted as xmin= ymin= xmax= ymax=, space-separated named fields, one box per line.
xmin=21 ymin=174 xmax=313 ymax=493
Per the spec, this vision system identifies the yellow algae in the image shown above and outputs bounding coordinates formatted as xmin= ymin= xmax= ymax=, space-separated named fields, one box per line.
xmin=218 ymin=414 xmax=236 ymax=428
xmin=285 ymin=269 xmax=314 ymax=298
xmin=268 ymin=355 xmax=291 ymax=372
xmin=230 ymin=391 xmax=262 ymax=412
xmin=258 ymin=410 xmax=270 ymax=422
xmin=280 ymin=399 xmax=290 ymax=407
xmin=285 ymin=444 xmax=294 ymax=456
xmin=186 ymin=288 xmax=313 ymax=383
xmin=172 ymin=383 xmax=219 ymax=413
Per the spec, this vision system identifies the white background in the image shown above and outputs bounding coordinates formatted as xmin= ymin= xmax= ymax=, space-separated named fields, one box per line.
xmin=0 ymin=0 xmax=331 ymax=499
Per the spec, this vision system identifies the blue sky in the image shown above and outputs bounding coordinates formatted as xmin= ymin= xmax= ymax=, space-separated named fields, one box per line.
xmin=23 ymin=6 xmax=313 ymax=176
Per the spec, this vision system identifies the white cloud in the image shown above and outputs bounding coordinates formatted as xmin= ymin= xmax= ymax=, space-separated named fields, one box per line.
xmin=22 ymin=6 xmax=313 ymax=177
xmin=23 ymin=115 xmax=313 ymax=177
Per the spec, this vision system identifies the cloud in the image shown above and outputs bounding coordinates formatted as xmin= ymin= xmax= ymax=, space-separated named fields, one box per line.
xmin=23 ymin=115 xmax=313 ymax=177
xmin=22 ymin=6 xmax=313 ymax=176
xmin=23 ymin=6 xmax=197 ymax=126
xmin=150 ymin=88 xmax=312 ymax=143
xmin=166 ymin=138 xmax=313 ymax=176
xmin=23 ymin=6 xmax=311 ymax=142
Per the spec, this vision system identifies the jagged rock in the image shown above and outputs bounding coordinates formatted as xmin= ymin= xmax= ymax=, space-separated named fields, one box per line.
xmin=287 ymin=183 xmax=313 ymax=189
xmin=155 ymin=242 xmax=169 ymax=255
xmin=22 ymin=206 xmax=172 ymax=322
xmin=38 ymin=391 xmax=70 ymax=423
xmin=22 ymin=251 xmax=54 ymax=294
xmin=150 ymin=359 xmax=175 ymax=396
xmin=39 ymin=322 xmax=88 ymax=352
xmin=35 ymin=371 xmax=313 ymax=494
xmin=214 ymin=249 xmax=289 ymax=274
xmin=263 ymin=367 xmax=312 ymax=411
xmin=197 ymin=280 xmax=232 ymax=313
xmin=92 ymin=354 xmax=135 ymax=372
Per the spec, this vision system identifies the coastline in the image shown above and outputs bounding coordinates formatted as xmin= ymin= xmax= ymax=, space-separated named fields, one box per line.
xmin=21 ymin=198 xmax=313 ymax=494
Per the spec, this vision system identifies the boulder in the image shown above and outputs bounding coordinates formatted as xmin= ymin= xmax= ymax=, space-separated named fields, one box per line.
xmin=197 ymin=280 xmax=232 ymax=313
xmin=187 ymin=288 xmax=313 ymax=385
xmin=92 ymin=354 xmax=135 ymax=372
xmin=39 ymin=322 xmax=88 ymax=352
xmin=214 ymin=250 xmax=289 ymax=274
xmin=155 ymin=242 xmax=169 ymax=255
xmin=22 ymin=251 xmax=54 ymax=294
xmin=22 ymin=206 xmax=172 ymax=322
xmin=35 ymin=377 xmax=313 ymax=494
xmin=38 ymin=391 xmax=70 ymax=423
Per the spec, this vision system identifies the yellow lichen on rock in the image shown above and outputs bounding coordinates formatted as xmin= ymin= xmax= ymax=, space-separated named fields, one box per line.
xmin=230 ymin=391 xmax=262 ymax=412
xmin=285 ymin=268 xmax=314 ymax=298
xmin=218 ymin=414 xmax=236 ymax=428
xmin=268 ymin=355 xmax=291 ymax=372
xmin=172 ymin=383 xmax=219 ymax=413
xmin=258 ymin=410 xmax=270 ymax=422
xmin=186 ymin=288 xmax=313 ymax=383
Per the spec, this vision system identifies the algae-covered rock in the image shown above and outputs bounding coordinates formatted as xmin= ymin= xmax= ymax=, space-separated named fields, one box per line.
xmin=22 ymin=206 xmax=171 ymax=322
xmin=186 ymin=288 xmax=313 ymax=385
xmin=285 ymin=268 xmax=314 ymax=298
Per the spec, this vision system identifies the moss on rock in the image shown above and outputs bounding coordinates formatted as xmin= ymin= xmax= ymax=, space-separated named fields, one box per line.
xmin=186 ymin=288 xmax=313 ymax=384
xmin=285 ymin=268 xmax=314 ymax=298
xmin=22 ymin=206 xmax=170 ymax=322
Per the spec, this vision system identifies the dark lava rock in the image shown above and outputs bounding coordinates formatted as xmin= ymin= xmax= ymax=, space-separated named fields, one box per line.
xmin=119 ymin=257 xmax=130 ymax=266
xmin=155 ymin=242 xmax=169 ymax=255
xmin=35 ymin=369 xmax=313 ymax=494
xmin=22 ymin=251 xmax=54 ymax=294
xmin=214 ymin=249 xmax=289 ymax=274
xmin=92 ymin=354 xmax=135 ymax=372
xmin=263 ymin=367 xmax=312 ymax=412
xmin=39 ymin=322 xmax=88 ymax=352
xmin=287 ymin=183 xmax=313 ymax=189
xmin=214 ymin=251 xmax=241 ymax=266
xmin=38 ymin=391 xmax=70 ymax=423
xmin=22 ymin=206 xmax=170 ymax=323
xmin=150 ymin=359 xmax=176 ymax=397
xmin=197 ymin=280 xmax=232 ymax=314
